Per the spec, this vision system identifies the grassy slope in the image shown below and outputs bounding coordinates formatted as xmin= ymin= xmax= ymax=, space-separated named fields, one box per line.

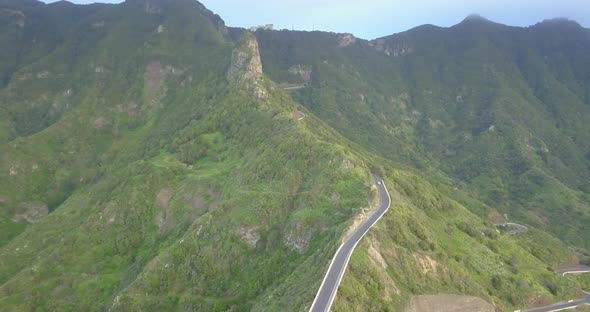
xmin=0 ymin=2 xmax=372 ymax=310
xmin=0 ymin=1 xmax=588 ymax=311
xmin=335 ymin=170 xmax=581 ymax=312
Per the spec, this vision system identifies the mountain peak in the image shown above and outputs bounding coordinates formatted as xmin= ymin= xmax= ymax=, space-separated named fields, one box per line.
xmin=461 ymin=14 xmax=492 ymax=24
xmin=535 ymin=17 xmax=582 ymax=28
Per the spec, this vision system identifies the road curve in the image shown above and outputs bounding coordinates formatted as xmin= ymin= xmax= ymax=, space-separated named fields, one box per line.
xmin=309 ymin=174 xmax=391 ymax=312
xmin=556 ymin=265 xmax=590 ymax=276
xmin=297 ymin=111 xmax=305 ymax=120
xmin=495 ymin=222 xmax=528 ymax=235
xmin=520 ymin=291 xmax=590 ymax=312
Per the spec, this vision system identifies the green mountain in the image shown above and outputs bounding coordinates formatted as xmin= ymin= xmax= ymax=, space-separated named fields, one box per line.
xmin=256 ymin=16 xmax=590 ymax=250
xmin=0 ymin=1 xmax=588 ymax=311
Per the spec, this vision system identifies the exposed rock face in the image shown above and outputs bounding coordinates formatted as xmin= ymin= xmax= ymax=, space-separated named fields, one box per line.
xmin=341 ymin=158 xmax=355 ymax=170
xmin=413 ymin=253 xmax=438 ymax=274
xmin=36 ymin=70 xmax=50 ymax=79
xmin=228 ymin=34 xmax=267 ymax=98
xmin=370 ymin=38 xmax=414 ymax=57
xmin=12 ymin=202 xmax=49 ymax=224
xmin=285 ymin=222 xmax=311 ymax=253
xmin=155 ymin=188 xmax=174 ymax=232
xmin=155 ymin=188 xmax=174 ymax=210
xmin=288 ymin=64 xmax=312 ymax=83
xmin=144 ymin=1 xmax=162 ymax=14
xmin=338 ymin=33 xmax=356 ymax=47
xmin=236 ymin=226 xmax=259 ymax=248
xmin=144 ymin=61 xmax=180 ymax=107
xmin=0 ymin=9 xmax=26 ymax=27
xmin=92 ymin=20 xmax=105 ymax=28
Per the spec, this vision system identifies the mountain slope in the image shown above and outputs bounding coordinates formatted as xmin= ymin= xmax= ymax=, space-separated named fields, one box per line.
xmin=255 ymin=19 xmax=590 ymax=250
xmin=0 ymin=1 xmax=373 ymax=310
xmin=0 ymin=1 xmax=588 ymax=312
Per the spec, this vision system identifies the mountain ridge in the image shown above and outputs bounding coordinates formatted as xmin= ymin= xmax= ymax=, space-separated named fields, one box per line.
xmin=0 ymin=0 xmax=589 ymax=311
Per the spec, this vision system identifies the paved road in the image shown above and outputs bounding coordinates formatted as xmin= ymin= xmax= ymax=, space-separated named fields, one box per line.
xmin=309 ymin=174 xmax=391 ymax=312
xmin=495 ymin=222 xmax=528 ymax=235
xmin=520 ymin=291 xmax=590 ymax=312
xmin=297 ymin=111 xmax=305 ymax=120
xmin=283 ymin=84 xmax=306 ymax=90
xmin=556 ymin=265 xmax=590 ymax=276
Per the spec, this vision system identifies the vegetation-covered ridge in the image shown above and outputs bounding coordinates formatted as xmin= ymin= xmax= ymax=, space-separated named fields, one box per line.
xmin=0 ymin=0 xmax=588 ymax=311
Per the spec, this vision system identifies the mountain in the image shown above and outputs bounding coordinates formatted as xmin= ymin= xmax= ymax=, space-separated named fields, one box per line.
xmin=256 ymin=17 xmax=590 ymax=250
xmin=0 ymin=1 xmax=588 ymax=311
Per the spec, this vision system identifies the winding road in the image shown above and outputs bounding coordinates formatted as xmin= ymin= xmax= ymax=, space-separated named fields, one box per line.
xmin=556 ymin=265 xmax=590 ymax=276
xmin=520 ymin=291 xmax=590 ymax=312
xmin=297 ymin=110 xmax=305 ymax=120
xmin=518 ymin=267 xmax=590 ymax=312
xmin=495 ymin=222 xmax=528 ymax=235
xmin=309 ymin=174 xmax=391 ymax=312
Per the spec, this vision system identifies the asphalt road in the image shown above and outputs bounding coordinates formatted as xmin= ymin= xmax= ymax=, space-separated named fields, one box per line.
xmin=556 ymin=265 xmax=590 ymax=276
xmin=297 ymin=111 xmax=305 ymax=120
xmin=309 ymin=174 xmax=391 ymax=312
xmin=495 ymin=222 xmax=528 ymax=235
xmin=520 ymin=291 xmax=590 ymax=312
xmin=282 ymin=84 xmax=306 ymax=90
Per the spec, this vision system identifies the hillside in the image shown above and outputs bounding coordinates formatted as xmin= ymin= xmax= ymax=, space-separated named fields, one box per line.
xmin=0 ymin=1 xmax=588 ymax=311
xmin=255 ymin=18 xmax=590 ymax=251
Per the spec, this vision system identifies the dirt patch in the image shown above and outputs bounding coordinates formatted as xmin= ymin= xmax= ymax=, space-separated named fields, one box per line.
xmin=144 ymin=256 xmax=160 ymax=271
xmin=342 ymin=206 xmax=370 ymax=244
xmin=155 ymin=188 xmax=174 ymax=232
xmin=36 ymin=70 xmax=50 ymax=79
xmin=236 ymin=226 xmax=259 ymax=248
xmin=338 ymin=34 xmax=356 ymax=47
xmin=527 ymin=294 xmax=554 ymax=308
xmin=487 ymin=210 xmax=506 ymax=224
xmin=12 ymin=202 xmax=48 ymax=224
xmin=285 ymin=221 xmax=311 ymax=252
xmin=145 ymin=62 xmax=167 ymax=106
xmin=404 ymin=295 xmax=495 ymax=312
xmin=552 ymin=256 xmax=580 ymax=271
xmin=367 ymin=239 xmax=400 ymax=301
xmin=341 ymin=159 xmax=355 ymax=170
xmin=0 ymin=9 xmax=26 ymax=27
xmin=413 ymin=253 xmax=438 ymax=275
xmin=288 ymin=64 xmax=312 ymax=83
xmin=126 ymin=102 xmax=138 ymax=116
xmin=92 ymin=117 xmax=107 ymax=129
xmin=368 ymin=240 xmax=388 ymax=269
xmin=155 ymin=188 xmax=174 ymax=211
xmin=183 ymin=190 xmax=207 ymax=222
xmin=526 ymin=209 xmax=549 ymax=225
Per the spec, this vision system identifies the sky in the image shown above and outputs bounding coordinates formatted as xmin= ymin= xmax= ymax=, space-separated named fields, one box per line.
xmin=43 ymin=0 xmax=590 ymax=39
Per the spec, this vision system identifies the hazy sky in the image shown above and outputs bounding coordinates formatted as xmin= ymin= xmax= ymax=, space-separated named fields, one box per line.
xmin=43 ymin=0 xmax=590 ymax=39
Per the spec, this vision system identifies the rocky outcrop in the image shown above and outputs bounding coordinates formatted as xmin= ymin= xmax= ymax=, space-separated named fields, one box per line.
xmin=228 ymin=33 xmax=267 ymax=98
xmin=236 ymin=226 xmax=259 ymax=248
xmin=338 ymin=33 xmax=356 ymax=47
xmin=288 ymin=65 xmax=312 ymax=83
xmin=370 ymin=38 xmax=414 ymax=57
xmin=12 ymin=202 xmax=48 ymax=224
xmin=0 ymin=9 xmax=26 ymax=28
xmin=285 ymin=222 xmax=312 ymax=253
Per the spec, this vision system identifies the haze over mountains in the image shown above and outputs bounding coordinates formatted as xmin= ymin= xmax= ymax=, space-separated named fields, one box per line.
xmin=0 ymin=0 xmax=589 ymax=311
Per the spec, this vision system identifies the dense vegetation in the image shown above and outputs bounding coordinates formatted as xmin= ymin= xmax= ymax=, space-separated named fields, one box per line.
xmin=256 ymin=17 xmax=590 ymax=251
xmin=0 ymin=1 xmax=588 ymax=311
